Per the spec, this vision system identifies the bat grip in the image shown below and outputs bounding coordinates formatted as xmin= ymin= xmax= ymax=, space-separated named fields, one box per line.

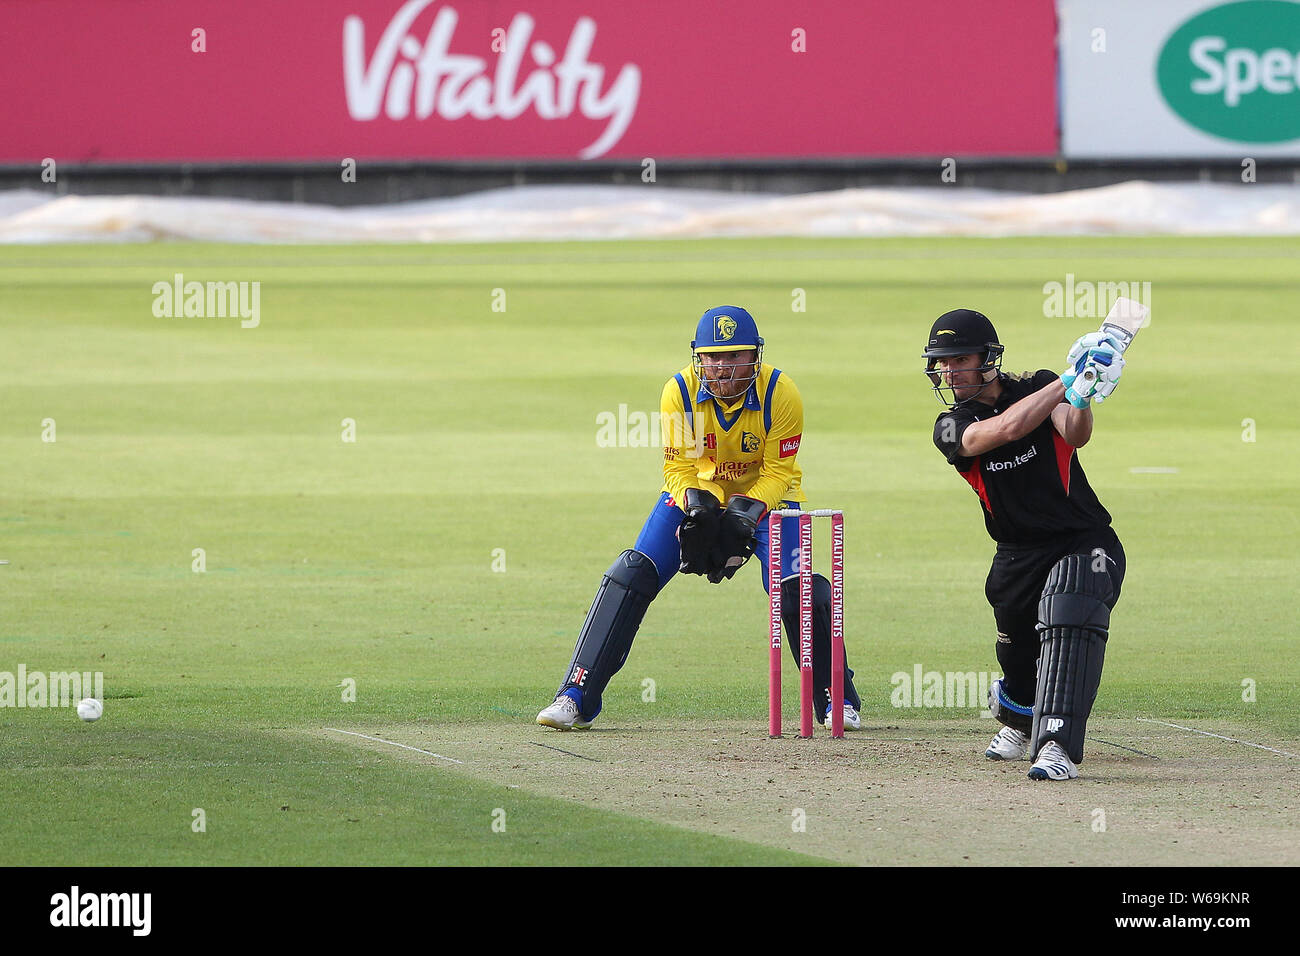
xmin=1100 ymin=323 xmax=1136 ymax=353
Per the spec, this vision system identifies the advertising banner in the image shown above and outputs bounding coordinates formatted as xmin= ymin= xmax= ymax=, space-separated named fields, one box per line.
xmin=1061 ymin=0 xmax=1300 ymax=157
xmin=0 ymin=0 xmax=1057 ymax=163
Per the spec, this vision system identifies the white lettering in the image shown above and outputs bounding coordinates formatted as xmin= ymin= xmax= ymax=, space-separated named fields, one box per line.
xmin=49 ymin=886 xmax=151 ymax=936
xmin=1190 ymin=35 xmax=1299 ymax=106
xmin=1190 ymin=36 xmax=1228 ymax=97
xmin=984 ymin=444 xmax=1039 ymax=472
xmin=342 ymin=2 xmax=640 ymax=158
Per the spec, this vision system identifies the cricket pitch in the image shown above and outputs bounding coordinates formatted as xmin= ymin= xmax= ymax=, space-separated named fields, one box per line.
xmin=318 ymin=717 xmax=1299 ymax=866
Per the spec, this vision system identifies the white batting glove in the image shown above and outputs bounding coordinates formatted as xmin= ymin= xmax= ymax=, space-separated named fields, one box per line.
xmin=1088 ymin=350 xmax=1125 ymax=403
xmin=1062 ymin=332 xmax=1121 ymax=384
xmin=1065 ymin=350 xmax=1126 ymax=406
xmin=1062 ymin=332 xmax=1124 ymax=406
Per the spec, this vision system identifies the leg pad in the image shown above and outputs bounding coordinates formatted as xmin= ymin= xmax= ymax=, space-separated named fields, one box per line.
xmin=1030 ymin=553 xmax=1113 ymax=763
xmin=559 ymin=550 xmax=659 ymax=720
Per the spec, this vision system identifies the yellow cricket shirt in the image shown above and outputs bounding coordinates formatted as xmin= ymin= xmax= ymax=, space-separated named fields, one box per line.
xmin=659 ymin=363 xmax=806 ymax=510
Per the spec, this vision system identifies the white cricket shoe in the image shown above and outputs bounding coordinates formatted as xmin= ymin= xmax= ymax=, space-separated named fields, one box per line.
xmin=824 ymin=703 xmax=862 ymax=731
xmin=535 ymin=695 xmax=592 ymax=731
xmin=985 ymin=726 xmax=1031 ymax=761
xmin=1028 ymin=741 xmax=1079 ymax=780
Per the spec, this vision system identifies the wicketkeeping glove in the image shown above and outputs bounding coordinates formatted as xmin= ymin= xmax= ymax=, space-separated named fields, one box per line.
xmin=708 ymin=495 xmax=766 ymax=584
xmin=678 ymin=488 xmax=722 ymax=575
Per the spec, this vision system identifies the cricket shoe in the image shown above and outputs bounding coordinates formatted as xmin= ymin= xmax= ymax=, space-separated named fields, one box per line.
xmin=1028 ymin=741 xmax=1079 ymax=781
xmin=824 ymin=703 xmax=862 ymax=731
xmin=536 ymin=693 xmax=592 ymax=731
xmin=985 ymin=726 xmax=1031 ymax=761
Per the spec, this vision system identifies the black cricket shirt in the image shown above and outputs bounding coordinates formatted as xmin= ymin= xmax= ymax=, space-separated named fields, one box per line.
xmin=932 ymin=370 xmax=1112 ymax=545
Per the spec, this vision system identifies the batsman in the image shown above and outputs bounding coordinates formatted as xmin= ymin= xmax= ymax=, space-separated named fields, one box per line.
xmin=924 ymin=307 xmax=1131 ymax=780
xmin=537 ymin=306 xmax=863 ymax=731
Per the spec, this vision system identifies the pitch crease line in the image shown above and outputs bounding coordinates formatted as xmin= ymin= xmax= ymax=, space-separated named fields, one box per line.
xmin=1135 ymin=717 xmax=1298 ymax=758
xmin=325 ymin=728 xmax=463 ymax=764
xmin=1087 ymin=736 xmax=1159 ymax=758
xmin=530 ymin=741 xmax=601 ymax=762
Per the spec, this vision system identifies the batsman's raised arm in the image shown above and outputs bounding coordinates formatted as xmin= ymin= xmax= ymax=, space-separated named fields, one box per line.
xmin=1050 ymin=399 xmax=1093 ymax=448
xmin=955 ymin=376 xmax=1064 ymax=457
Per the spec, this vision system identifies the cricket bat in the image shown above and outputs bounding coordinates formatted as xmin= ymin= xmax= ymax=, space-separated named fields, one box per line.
xmin=1098 ymin=296 xmax=1148 ymax=352
xmin=1072 ymin=296 xmax=1148 ymax=400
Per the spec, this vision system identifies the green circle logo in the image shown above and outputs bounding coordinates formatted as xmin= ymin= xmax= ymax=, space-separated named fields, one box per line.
xmin=1157 ymin=0 xmax=1300 ymax=142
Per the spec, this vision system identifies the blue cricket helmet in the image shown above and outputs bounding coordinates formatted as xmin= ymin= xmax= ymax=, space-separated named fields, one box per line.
xmin=691 ymin=306 xmax=764 ymax=352
xmin=691 ymin=306 xmax=764 ymax=401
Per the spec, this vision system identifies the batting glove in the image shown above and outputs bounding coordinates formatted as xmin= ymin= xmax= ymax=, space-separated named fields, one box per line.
xmin=1088 ymin=348 xmax=1126 ymax=403
xmin=1062 ymin=332 xmax=1124 ymax=406
xmin=1065 ymin=332 xmax=1122 ymax=371
xmin=1064 ymin=348 xmax=1125 ymax=407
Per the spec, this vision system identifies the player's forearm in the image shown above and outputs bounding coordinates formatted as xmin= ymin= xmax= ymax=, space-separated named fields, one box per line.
xmin=660 ymin=395 xmax=702 ymax=505
xmin=1000 ymin=380 xmax=1065 ymax=438
xmin=664 ymin=454 xmax=727 ymax=509
xmin=963 ymin=381 xmax=1064 ymax=454
xmin=745 ymin=465 xmax=798 ymax=512
xmin=663 ymin=466 xmax=702 ymax=507
xmin=1059 ymin=403 xmax=1093 ymax=447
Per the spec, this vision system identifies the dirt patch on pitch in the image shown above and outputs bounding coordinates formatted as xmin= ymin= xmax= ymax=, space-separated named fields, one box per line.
xmin=317 ymin=717 xmax=1299 ymax=866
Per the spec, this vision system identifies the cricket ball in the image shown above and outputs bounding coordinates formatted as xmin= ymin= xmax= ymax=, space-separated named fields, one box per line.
xmin=76 ymin=698 xmax=103 ymax=722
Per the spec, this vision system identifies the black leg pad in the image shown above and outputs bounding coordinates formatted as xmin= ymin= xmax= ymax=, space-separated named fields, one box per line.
xmin=1031 ymin=553 xmax=1113 ymax=763
xmin=558 ymin=550 xmax=660 ymax=719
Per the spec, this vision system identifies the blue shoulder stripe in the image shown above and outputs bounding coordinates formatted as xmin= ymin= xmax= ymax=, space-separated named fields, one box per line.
xmin=763 ymin=369 xmax=782 ymax=433
xmin=675 ymin=373 xmax=693 ymax=439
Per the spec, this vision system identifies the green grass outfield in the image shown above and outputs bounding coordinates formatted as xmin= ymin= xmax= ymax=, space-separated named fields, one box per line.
xmin=0 ymin=237 xmax=1296 ymax=865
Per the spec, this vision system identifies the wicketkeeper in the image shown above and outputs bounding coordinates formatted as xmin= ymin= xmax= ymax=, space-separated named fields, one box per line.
xmin=924 ymin=308 xmax=1127 ymax=780
xmin=537 ymin=306 xmax=863 ymax=730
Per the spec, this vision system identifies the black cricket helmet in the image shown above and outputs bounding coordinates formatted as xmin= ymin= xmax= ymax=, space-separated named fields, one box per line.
xmin=922 ymin=309 xmax=1004 ymax=406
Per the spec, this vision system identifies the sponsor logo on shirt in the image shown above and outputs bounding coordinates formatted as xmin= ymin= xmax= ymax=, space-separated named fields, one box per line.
xmin=704 ymin=432 xmax=717 ymax=450
xmin=984 ymin=445 xmax=1038 ymax=472
xmin=713 ymin=460 xmax=751 ymax=482
xmin=780 ymin=434 xmax=801 ymax=458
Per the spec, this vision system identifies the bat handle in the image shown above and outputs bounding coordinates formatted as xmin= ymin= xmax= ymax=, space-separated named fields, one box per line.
xmin=1100 ymin=323 xmax=1136 ymax=353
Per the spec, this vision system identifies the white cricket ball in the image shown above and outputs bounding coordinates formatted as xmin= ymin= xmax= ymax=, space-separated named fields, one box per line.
xmin=76 ymin=698 xmax=103 ymax=722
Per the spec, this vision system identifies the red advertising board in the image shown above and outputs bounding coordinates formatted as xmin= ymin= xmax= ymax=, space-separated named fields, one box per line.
xmin=0 ymin=0 xmax=1057 ymax=162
